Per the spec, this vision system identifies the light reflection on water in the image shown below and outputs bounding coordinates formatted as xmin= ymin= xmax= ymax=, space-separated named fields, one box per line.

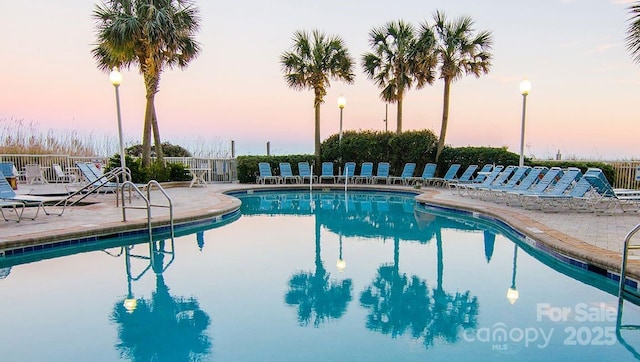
xmin=0 ymin=190 xmax=639 ymax=361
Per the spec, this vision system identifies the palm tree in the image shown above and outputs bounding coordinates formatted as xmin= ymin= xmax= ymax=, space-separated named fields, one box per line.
xmin=626 ymin=1 xmax=640 ymax=63
xmin=281 ymin=30 xmax=355 ymax=170
xmin=419 ymin=11 xmax=493 ymax=162
xmin=92 ymin=0 xmax=201 ymax=167
xmin=363 ymin=20 xmax=435 ymax=133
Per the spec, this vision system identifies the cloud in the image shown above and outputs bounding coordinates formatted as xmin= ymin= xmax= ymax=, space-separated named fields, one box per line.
xmin=585 ymin=43 xmax=618 ymax=54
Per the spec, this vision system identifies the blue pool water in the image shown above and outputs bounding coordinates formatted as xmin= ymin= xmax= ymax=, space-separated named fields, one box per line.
xmin=0 ymin=189 xmax=639 ymax=361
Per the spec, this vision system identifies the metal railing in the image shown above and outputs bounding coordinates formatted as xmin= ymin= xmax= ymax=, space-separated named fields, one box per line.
xmin=617 ymin=221 xmax=640 ymax=359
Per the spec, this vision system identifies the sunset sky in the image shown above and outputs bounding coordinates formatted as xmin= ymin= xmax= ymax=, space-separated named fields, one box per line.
xmin=2 ymin=0 xmax=640 ymax=159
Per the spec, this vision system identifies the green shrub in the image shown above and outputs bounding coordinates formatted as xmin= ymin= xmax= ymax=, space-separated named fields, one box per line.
xmin=125 ymin=142 xmax=192 ymax=157
xmin=321 ymin=129 xmax=437 ymax=175
xmin=106 ymin=154 xmax=191 ymax=183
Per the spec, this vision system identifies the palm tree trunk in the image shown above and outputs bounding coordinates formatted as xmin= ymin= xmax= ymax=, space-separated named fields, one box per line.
xmin=142 ymin=70 xmax=160 ymax=167
xmin=142 ymin=94 xmax=154 ymax=167
xmin=396 ymin=93 xmax=403 ymax=134
xmin=151 ymin=107 xmax=164 ymax=162
xmin=435 ymin=78 xmax=451 ymax=163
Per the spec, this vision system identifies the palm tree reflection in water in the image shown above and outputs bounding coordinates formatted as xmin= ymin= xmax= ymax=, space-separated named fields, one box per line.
xmin=360 ymin=224 xmax=479 ymax=348
xmin=112 ymin=239 xmax=212 ymax=360
xmin=285 ymin=213 xmax=353 ymax=327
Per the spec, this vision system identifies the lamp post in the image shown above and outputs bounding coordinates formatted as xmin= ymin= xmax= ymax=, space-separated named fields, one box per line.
xmin=506 ymin=244 xmax=519 ymax=305
xmin=518 ymin=78 xmax=531 ymax=167
xmin=337 ymin=95 xmax=346 ymax=144
xmin=383 ymin=103 xmax=388 ymax=132
xmin=110 ymin=67 xmax=126 ymax=174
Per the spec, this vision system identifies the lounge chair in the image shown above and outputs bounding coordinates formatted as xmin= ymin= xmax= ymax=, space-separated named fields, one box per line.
xmin=53 ymin=163 xmax=77 ymax=184
xmin=388 ymin=163 xmax=417 ymax=185
xmin=477 ymin=166 xmax=530 ymax=200
xmin=279 ymin=162 xmax=301 ymax=184
xmin=336 ymin=162 xmax=356 ymax=183
xmin=319 ymin=162 xmax=336 ymax=183
xmin=0 ymin=200 xmax=26 ymax=222
xmin=446 ymin=164 xmax=478 ymax=188
xmin=406 ymin=163 xmax=436 ymax=186
xmin=76 ymin=162 xmax=119 ymax=193
xmin=519 ymin=167 xmax=582 ymax=210
xmin=0 ymin=169 xmax=66 ymax=219
xmin=583 ymin=170 xmax=640 ymax=214
xmin=537 ymin=175 xmax=596 ymax=212
xmin=257 ymin=162 xmax=281 ymax=184
xmin=297 ymin=162 xmax=318 ymax=183
xmin=504 ymin=167 xmax=563 ymax=206
xmin=430 ymin=164 xmax=461 ymax=187
xmin=370 ymin=162 xmax=390 ymax=184
xmin=490 ymin=166 xmax=547 ymax=202
xmin=472 ymin=164 xmax=494 ymax=184
xmin=353 ymin=162 xmax=373 ymax=184
xmin=455 ymin=165 xmax=505 ymax=196
xmin=25 ymin=164 xmax=48 ymax=184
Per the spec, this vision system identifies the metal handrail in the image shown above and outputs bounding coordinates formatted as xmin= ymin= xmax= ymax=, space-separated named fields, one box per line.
xmin=616 ymin=222 xmax=640 ymax=356
xmin=55 ymin=166 xmax=128 ymax=208
xmin=120 ymin=180 xmax=174 ymax=242
xmin=619 ymin=222 xmax=640 ymax=300
xmin=145 ymin=180 xmax=174 ymax=239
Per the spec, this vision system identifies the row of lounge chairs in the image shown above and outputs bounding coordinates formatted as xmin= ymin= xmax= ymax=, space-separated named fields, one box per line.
xmin=451 ymin=164 xmax=640 ymax=214
xmin=257 ymin=161 xmax=464 ymax=186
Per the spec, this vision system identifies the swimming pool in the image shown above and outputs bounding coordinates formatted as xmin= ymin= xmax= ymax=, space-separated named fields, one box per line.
xmin=0 ymin=189 xmax=639 ymax=361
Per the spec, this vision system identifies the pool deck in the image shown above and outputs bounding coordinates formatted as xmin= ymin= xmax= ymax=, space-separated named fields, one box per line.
xmin=1 ymin=182 xmax=640 ymax=282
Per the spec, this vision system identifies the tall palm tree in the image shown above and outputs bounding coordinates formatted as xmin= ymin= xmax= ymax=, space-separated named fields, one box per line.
xmin=363 ymin=20 xmax=435 ymax=133
xmin=281 ymin=30 xmax=355 ymax=170
xmin=420 ymin=11 xmax=493 ymax=162
xmin=92 ymin=0 xmax=201 ymax=167
xmin=626 ymin=1 xmax=640 ymax=63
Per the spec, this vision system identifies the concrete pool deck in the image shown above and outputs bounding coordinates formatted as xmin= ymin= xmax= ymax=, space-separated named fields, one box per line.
xmin=1 ymin=182 xmax=639 ymax=282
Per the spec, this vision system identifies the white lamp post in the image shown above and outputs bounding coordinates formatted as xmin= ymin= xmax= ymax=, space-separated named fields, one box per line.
xmin=518 ymin=78 xmax=531 ymax=167
xmin=506 ymin=245 xmax=519 ymax=305
xmin=110 ymin=67 xmax=126 ymax=174
xmin=337 ymin=95 xmax=346 ymax=144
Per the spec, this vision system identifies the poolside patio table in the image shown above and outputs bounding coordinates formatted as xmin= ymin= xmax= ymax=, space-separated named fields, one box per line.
xmin=188 ymin=167 xmax=210 ymax=187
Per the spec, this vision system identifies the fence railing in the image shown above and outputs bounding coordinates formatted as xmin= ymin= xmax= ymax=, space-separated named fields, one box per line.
xmin=607 ymin=161 xmax=640 ymax=190
xmin=0 ymin=154 xmax=237 ymax=184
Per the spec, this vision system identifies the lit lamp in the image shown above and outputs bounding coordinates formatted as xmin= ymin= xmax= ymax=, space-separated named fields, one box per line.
xmin=123 ymin=296 xmax=138 ymax=313
xmin=518 ymin=78 xmax=532 ymax=167
xmin=110 ymin=67 xmax=127 ymax=173
xmin=337 ymin=95 xmax=346 ymax=144
xmin=123 ymin=247 xmax=138 ymax=313
xmin=336 ymin=234 xmax=346 ymax=272
xmin=506 ymin=245 xmax=519 ymax=305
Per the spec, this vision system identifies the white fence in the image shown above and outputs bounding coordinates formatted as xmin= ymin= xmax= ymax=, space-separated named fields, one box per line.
xmin=0 ymin=154 xmax=237 ymax=183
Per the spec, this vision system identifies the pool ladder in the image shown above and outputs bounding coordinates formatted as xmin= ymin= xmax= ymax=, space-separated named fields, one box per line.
xmin=617 ymin=222 xmax=640 ymax=358
xmin=120 ymin=180 xmax=174 ymax=242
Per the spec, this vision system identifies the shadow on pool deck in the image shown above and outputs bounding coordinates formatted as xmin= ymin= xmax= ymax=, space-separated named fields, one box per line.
xmin=1 ymin=182 xmax=640 ymax=282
